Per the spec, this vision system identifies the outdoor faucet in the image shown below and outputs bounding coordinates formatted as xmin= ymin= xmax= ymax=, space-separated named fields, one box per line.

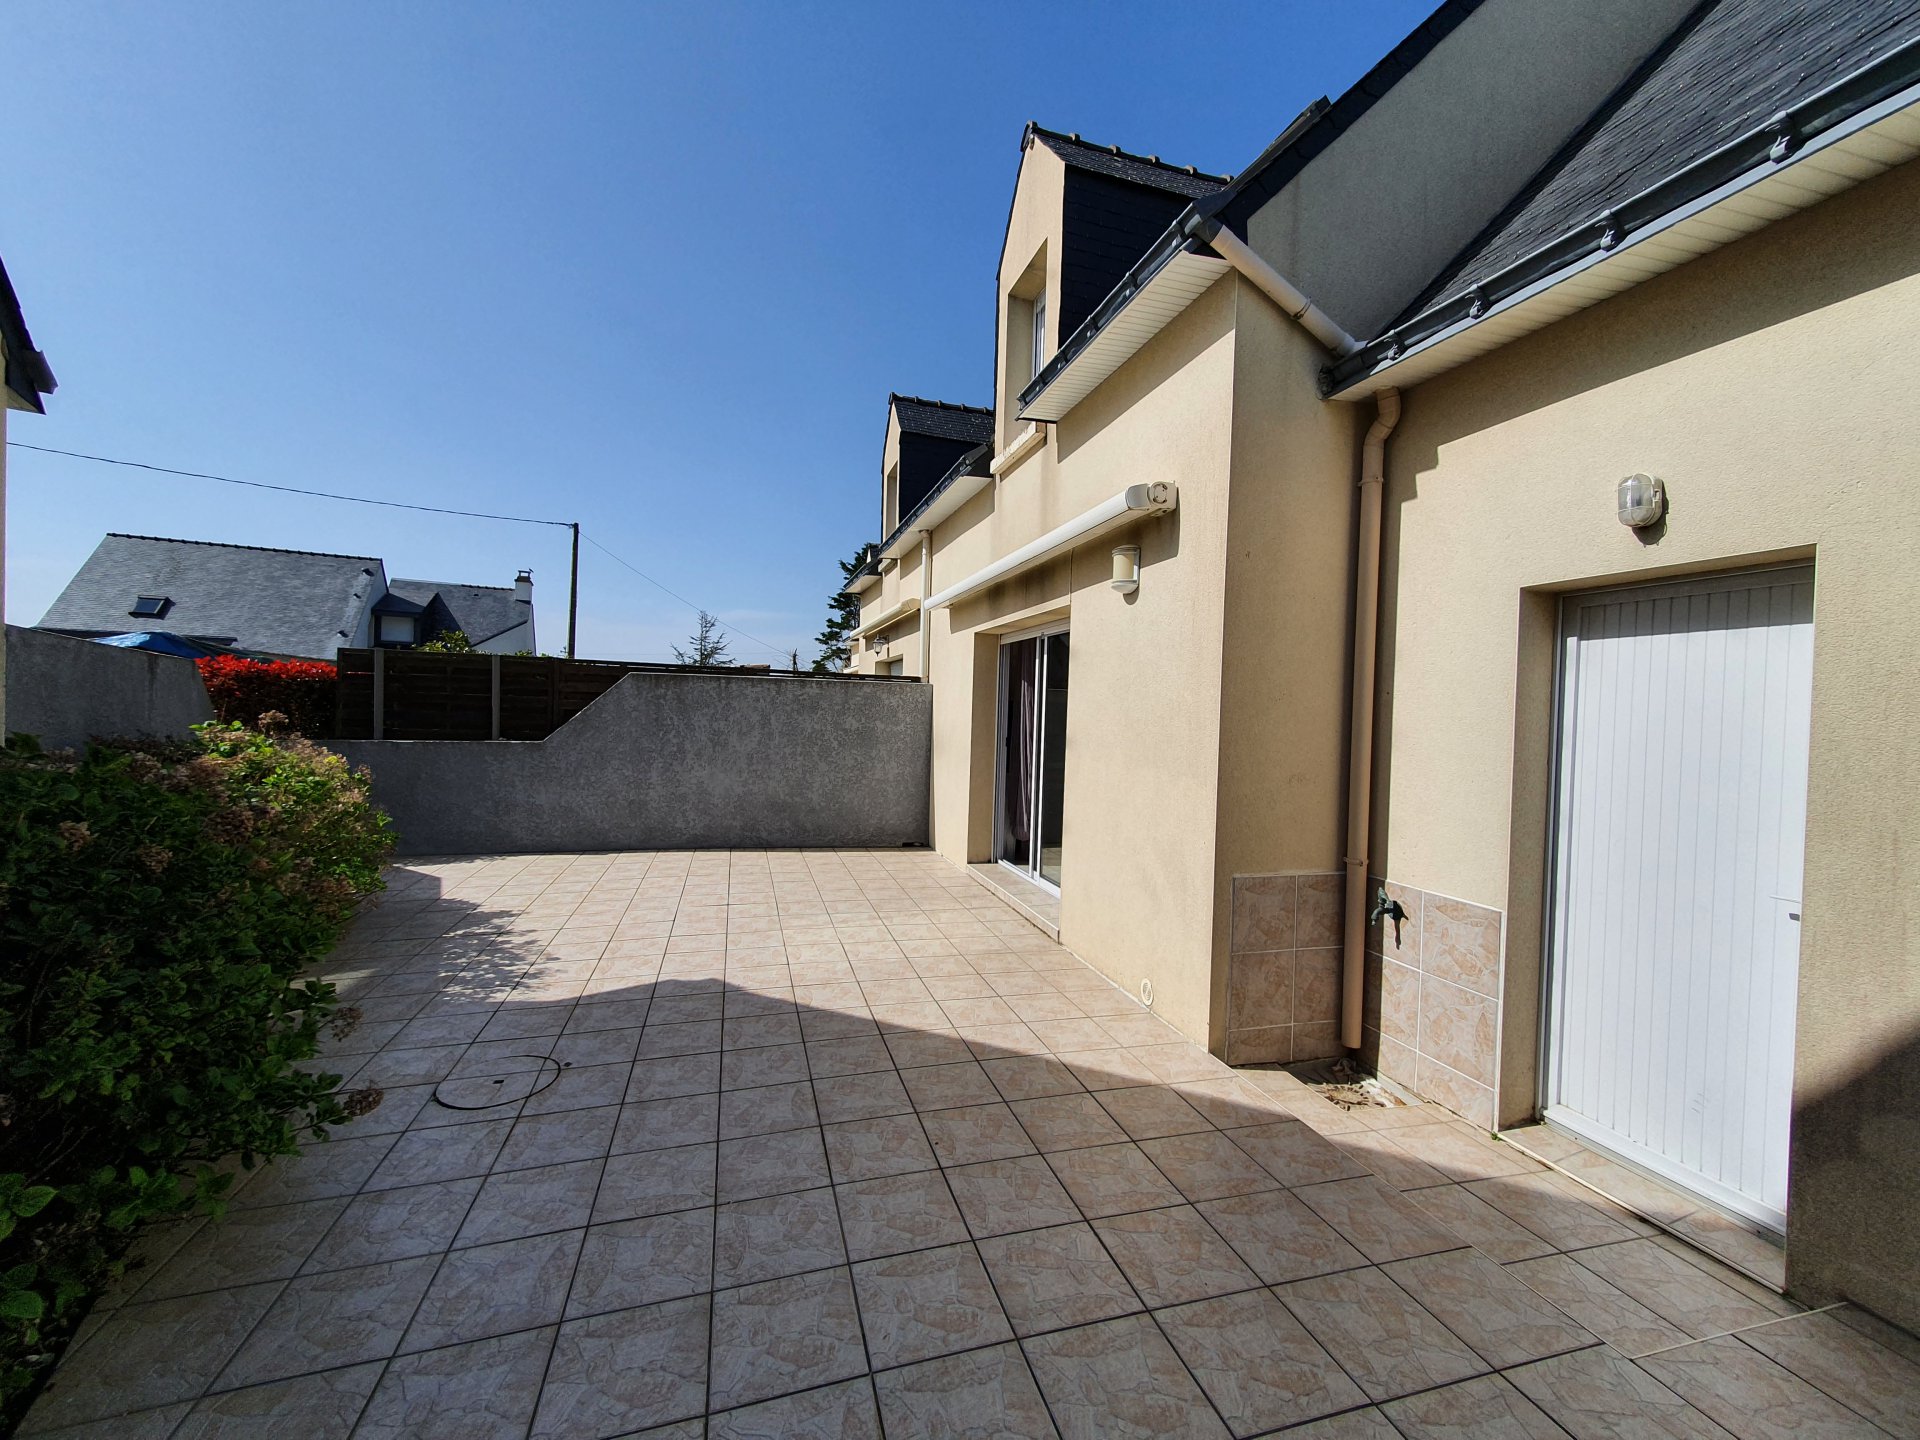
xmin=1369 ymin=886 xmax=1408 ymax=948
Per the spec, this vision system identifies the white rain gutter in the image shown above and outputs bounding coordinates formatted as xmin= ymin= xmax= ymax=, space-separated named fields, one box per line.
xmin=1187 ymin=215 xmax=1361 ymax=358
xmin=1341 ymin=388 xmax=1400 ymax=1050
xmin=925 ymin=482 xmax=1177 ymax=611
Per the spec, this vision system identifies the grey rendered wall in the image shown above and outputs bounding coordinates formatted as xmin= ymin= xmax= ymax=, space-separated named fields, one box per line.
xmin=4 ymin=625 xmax=214 ymax=750
xmin=337 ymin=672 xmax=931 ymax=854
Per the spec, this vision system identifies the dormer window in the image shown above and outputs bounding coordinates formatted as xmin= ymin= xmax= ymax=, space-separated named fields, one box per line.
xmin=130 ymin=595 xmax=172 ymax=619
xmin=377 ymin=614 xmax=417 ymax=646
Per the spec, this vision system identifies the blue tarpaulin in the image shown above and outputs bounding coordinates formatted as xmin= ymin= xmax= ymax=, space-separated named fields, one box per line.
xmin=91 ymin=631 xmax=221 ymax=659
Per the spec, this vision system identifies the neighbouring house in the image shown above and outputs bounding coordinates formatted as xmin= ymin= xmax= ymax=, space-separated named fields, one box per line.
xmin=38 ymin=533 xmax=537 ymax=659
xmin=0 ymin=253 xmax=58 ymax=735
xmin=846 ymin=396 xmax=994 ymax=677
xmin=843 ymin=0 xmax=1920 ymax=1326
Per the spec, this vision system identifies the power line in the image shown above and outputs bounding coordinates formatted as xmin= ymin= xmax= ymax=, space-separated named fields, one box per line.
xmin=5 ymin=439 xmax=795 ymax=662
xmin=5 ymin=441 xmax=574 ymax=528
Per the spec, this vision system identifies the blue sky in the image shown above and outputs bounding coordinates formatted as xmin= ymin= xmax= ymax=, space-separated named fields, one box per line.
xmin=4 ymin=1 xmax=1434 ymax=662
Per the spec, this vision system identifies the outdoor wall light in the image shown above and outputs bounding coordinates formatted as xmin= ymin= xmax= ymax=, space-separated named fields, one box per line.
xmin=1617 ymin=472 xmax=1667 ymax=528
xmin=1111 ymin=545 xmax=1141 ymax=595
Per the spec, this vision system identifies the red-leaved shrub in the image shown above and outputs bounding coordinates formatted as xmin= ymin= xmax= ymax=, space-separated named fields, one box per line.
xmin=196 ymin=657 xmax=337 ymax=736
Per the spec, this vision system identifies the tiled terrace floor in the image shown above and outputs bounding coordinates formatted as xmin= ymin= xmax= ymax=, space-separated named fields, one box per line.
xmin=23 ymin=849 xmax=1920 ymax=1438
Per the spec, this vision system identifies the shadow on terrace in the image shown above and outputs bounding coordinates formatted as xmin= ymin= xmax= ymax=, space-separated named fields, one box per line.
xmin=21 ymin=851 xmax=1920 ymax=1439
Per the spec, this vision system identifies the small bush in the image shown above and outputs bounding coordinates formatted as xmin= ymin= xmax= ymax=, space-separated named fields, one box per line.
xmin=416 ymin=630 xmax=473 ymax=653
xmin=197 ymin=656 xmax=337 ymax=736
xmin=0 ymin=721 xmax=393 ymax=1414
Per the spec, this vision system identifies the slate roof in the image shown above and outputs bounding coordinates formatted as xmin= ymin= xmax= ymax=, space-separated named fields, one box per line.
xmin=382 ymin=579 xmax=531 ymax=646
xmin=38 ymin=534 xmax=384 ymax=659
xmin=1026 ymin=125 xmax=1231 ymax=200
xmin=889 ymin=395 xmax=994 ymax=445
xmin=0 ymin=252 xmax=56 ymax=414
xmin=1388 ymin=0 xmax=1920 ymax=328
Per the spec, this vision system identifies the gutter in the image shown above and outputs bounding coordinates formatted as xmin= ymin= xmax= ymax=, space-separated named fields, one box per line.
xmin=925 ymin=482 xmax=1176 ymax=612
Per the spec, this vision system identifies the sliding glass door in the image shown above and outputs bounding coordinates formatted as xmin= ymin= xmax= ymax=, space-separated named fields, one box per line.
xmin=997 ymin=630 xmax=1069 ymax=889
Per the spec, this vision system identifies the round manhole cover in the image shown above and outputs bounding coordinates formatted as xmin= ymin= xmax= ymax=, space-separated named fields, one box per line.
xmin=432 ymin=1054 xmax=566 ymax=1111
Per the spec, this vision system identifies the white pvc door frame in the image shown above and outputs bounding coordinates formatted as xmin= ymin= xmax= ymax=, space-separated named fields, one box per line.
xmin=993 ymin=622 xmax=1069 ymax=894
xmin=1541 ymin=564 xmax=1814 ymax=1233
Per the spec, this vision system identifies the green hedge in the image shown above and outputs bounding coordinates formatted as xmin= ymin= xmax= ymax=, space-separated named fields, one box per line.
xmin=0 ymin=721 xmax=394 ymax=1413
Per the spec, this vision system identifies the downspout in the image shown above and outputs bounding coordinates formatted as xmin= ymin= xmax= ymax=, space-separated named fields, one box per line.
xmin=1185 ymin=214 xmax=1361 ymax=358
xmin=1342 ymin=389 xmax=1400 ymax=1049
xmin=918 ymin=531 xmax=932 ymax=679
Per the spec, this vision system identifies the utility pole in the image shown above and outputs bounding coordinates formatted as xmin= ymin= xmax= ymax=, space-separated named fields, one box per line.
xmin=567 ymin=522 xmax=580 ymax=659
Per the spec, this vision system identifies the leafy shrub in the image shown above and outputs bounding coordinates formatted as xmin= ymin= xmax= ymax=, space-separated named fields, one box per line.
xmin=0 ymin=721 xmax=393 ymax=1414
xmin=416 ymin=629 xmax=473 ymax=653
xmin=196 ymin=656 xmax=337 ymax=736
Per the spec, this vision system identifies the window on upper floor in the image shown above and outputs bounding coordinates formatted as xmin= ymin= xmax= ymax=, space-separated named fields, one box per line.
xmin=884 ymin=462 xmax=900 ymax=535
xmin=1030 ymin=288 xmax=1048 ymax=383
xmin=377 ymin=613 xmax=416 ymax=646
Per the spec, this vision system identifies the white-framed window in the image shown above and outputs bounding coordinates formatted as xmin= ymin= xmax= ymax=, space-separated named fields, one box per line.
xmin=377 ymin=613 xmax=416 ymax=646
xmin=1030 ymin=288 xmax=1048 ymax=380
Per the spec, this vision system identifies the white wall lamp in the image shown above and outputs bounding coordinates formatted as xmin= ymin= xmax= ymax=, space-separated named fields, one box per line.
xmin=1617 ymin=472 xmax=1667 ymax=528
xmin=1111 ymin=544 xmax=1141 ymax=595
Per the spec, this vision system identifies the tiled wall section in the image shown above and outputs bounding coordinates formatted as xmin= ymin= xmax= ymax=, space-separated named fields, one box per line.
xmin=1225 ymin=872 xmax=1343 ymax=1066
xmin=1361 ymin=878 xmax=1505 ymax=1130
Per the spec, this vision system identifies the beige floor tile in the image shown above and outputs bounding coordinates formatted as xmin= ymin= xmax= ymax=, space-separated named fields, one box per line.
xmin=822 ymin=1112 xmax=938 ymax=1182
xmin=455 ymin=1158 xmax=602 ymax=1247
xmin=23 ymin=1282 xmax=285 ymax=1431
xmin=1293 ymin=1175 xmax=1464 ymax=1263
xmin=626 ymin=1051 xmax=721 ymax=1102
xmin=873 ymin=1342 xmax=1059 ymax=1439
xmin=1022 ymin=1313 xmax=1230 ymax=1439
xmin=805 ymin=1034 xmax=895 ymax=1078
xmin=173 ymin=1362 xmax=385 ymax=1439
xmin=836 ymin=1171 xmax=970 ymax=1261
xmin=217 ymin=1254 xmax=440 ymax=1389
xmin=1387 ymin=1121 xmax=1540 ymax=1182
xmin=886 ymin=1031 xmax=976 ymax=1070
xmin=719 ymin=1042 xmax=810 ymax=1090
xmin=707 ymin=1267 xmax=867 ymax=1411
xmin=1195 ymin=1190 xmax=1368 ymax=1285
xmin=569 ymin=1210 xmax=715 ymax=1317
xmin=717 ymin=1127 xmax=832 ymax=1201
xmin=351 ymin=1328 xmax=557 ymax=1439
xmin=902 ymin=1060 xmax=1004 ymax=1111
xmin=1095 ymin=1084 xmax=1213 ymax=1140
xmin=1463 ymin=1170 xmax=1647 ymax=1251
xmin=977 ymin=1222 xmax=1143 ymax=1336
xmin=139 ymin=1198 xmax=349 ymax=1300
xmin=403 ymin=1229 xmax=583 ymax=1351
xmin=708 ymin=1376 xmax=881 ymax=1440
xmin=592 ymin=1142 xmax=715 ymax=1221
xmin=1010 ymin=1093 xmax=1130 ymax=1152
xmin=1505 ymin=1345 xmax=1738 ymax=1439
xmin=922 ymin=1101 xmax=1038 ymax=1165
xmin=1333 ymin=1128 xmax=1452 ymax=1192
xmin=495 ymin=1106 xmax=621 ymax=1171
xmin=611 ymin=1093 xmax=719 ymax=1153
xmin=946 ymin=1154 xmax=1083 ymax=1238
xmin=1504 ymin=1252 xmax=1693 ymax=1357
xmin=1383 ymin=1248 xmax=1594 ymax=1368
xmin=717 ymin=1079 xmax=818 ymax=1139
xmin=1274 ymin=1409 xmax=1400 ymax=1439
xmin=851 ymin=1241 xmax=1013 ymax=1366
xmin=1156 ymin=1288 xmax=1368 ymax=1437
xmin=531 ymin=1295 xmax=711 ymax=1439
xmin=1406 ymin=1183 xmax=1556 ymax=1263
xmin=1735 ymin=1308 xmax=1920 ymax=1436
xmin=1382 ymin=1373 xmax=1567 ymax=1438
xmin=812 ymin=1068 xmax=915 ymax=1123
xmin=1138 ymin=1130 xmax=1282 ymax=1203
xmin=1573 ymin=1239 xmax=1786 ymax=1340
xmin=363 ymin=1118 xmax=513 ymax=1191
xmin=1044 ymin=1142 xmax=1185 ymax=1218
xmin=981 ymin=1054 xmax=1086 ymax=1103
xmin=1226 ymin=1121 xmax=1370 ymax=1188
xmin=714 ymin=1187 xmax=846 ymax=1287
xmin=1276 ymin=1265 xmax=1485 ymax=1402
xmin=1091 ymin=1206 xmax=1260 ymax=1308
xmin=1639 ymin=1334 xmax=1886 ymax=1439
xmin=301 ymin=1178 xmax=480 ymax=1273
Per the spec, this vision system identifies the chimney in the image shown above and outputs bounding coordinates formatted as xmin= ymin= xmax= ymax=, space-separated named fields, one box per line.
xmin=514 ymin=569 xmax=533 ymax=605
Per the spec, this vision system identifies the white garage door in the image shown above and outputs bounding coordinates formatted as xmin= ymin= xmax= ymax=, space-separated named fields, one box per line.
xmin=1545 ymin=566 xmax=1813 ymax=1232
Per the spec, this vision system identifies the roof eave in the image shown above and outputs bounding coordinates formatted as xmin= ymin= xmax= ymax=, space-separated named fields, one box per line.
xmin=1328 ymin=37 xmax=1920 ymax=398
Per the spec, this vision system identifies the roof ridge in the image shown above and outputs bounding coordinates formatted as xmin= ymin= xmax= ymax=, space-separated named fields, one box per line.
xmin=104 ymin=532 xmax=382 ymax=563
xmin=888 ymin=393 xmax=993 ymax=414
xmin=390 ymin=577 xmax=518 ymax=593
xmin=1024 ymin=122 xmax=1231 ymax=183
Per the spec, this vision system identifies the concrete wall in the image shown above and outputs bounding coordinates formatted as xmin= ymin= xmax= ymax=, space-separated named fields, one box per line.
xmin=4 ymin=624 xmax=214 ymax=750
xmin=1243 ymin=0 xmax=1694 ymax=338
xmin=1373 ymin=158 xmax=1920 ymax=1326
xmin=337 ymin=671 xmax=931 ymax=855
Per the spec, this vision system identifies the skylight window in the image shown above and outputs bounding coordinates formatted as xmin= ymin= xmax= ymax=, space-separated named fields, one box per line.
xmin=129 ymin=595 xmax=172 ymax=619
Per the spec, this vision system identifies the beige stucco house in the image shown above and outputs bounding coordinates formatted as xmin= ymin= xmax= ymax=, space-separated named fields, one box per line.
xmin=0 ymin=254 xmax=58 ymax=735
xmin=847 ymin=0 xmax=1920 ymax=1328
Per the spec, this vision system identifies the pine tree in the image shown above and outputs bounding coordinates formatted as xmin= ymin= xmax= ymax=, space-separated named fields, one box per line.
xmin=673 ymin=611 xmax=732 ymax=666
xmin=812 ymin=544 xmax=871 ymax=672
